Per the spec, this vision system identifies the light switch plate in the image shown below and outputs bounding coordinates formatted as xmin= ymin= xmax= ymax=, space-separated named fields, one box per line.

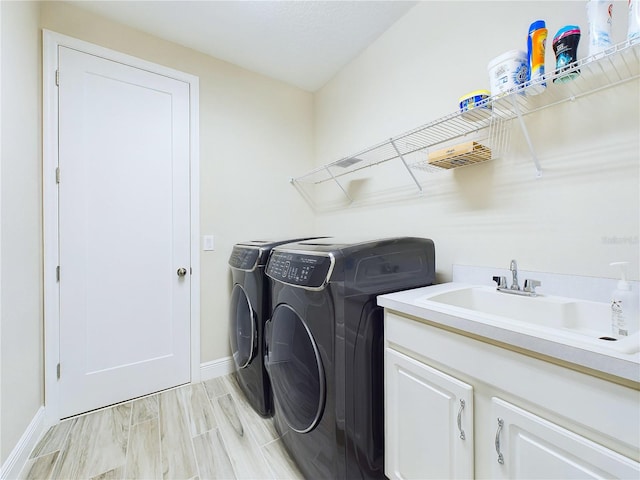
xmin=203 ymin=235 xmax=214 ymax=251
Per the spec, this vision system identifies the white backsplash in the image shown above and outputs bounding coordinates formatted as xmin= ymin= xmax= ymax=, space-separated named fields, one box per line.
xmin=452 ymin=264 xmax=640 ymax=304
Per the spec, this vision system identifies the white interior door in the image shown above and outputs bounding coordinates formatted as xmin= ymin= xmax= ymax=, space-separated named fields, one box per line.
xmin=57 ymin=46 xmax=191 ymax=418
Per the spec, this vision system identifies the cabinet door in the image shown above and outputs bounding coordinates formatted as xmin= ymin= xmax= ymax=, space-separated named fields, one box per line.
xmin=491 ymin=397 xmax=640 ymax=479
xmin=385 ymin=348 xmax=473 ymax=480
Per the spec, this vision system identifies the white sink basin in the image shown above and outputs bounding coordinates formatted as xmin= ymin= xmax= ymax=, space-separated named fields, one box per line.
xmin=416 ymin=285 xmax=640 ymax=355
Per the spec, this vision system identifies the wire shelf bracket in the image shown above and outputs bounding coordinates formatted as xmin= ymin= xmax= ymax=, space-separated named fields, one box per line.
xmin=390 ymin=138 xmax=423 ymax=195
xmin=325 ymin=165 xmax=353 ymax=203
xmin=511 ymin=95 xmax=542 ymax=177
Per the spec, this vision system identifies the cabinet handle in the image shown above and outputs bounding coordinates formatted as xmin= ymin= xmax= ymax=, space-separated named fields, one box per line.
xmin=457 ymin=399 xmax=466 ymax=440
xmin=495 ymin=417 xmax=504 ymax=464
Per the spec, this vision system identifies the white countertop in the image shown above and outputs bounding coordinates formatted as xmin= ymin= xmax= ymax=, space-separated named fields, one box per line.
xmin=378 ymin=283 xmax=640 ymax=385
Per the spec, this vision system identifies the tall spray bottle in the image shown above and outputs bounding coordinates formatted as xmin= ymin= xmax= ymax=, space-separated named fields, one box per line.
xmin=587 ymin=0 xmax=613 ymax=56
xmin=630 ymin=0 xmax=640 ymax=41
xmin=610 ymin=262 xmax=639 ymax=336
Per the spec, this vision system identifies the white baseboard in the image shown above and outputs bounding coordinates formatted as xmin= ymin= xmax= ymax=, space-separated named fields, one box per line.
xmin=200 ymin=356 xmax=235 ymax=382
xmin=0 ymin=406 xmax=47 ymax=480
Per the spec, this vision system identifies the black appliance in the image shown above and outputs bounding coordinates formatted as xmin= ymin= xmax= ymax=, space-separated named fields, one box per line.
xmin=228 ymin=237 xmax=324 ymax=417
xmin=264 ymin=237 xmax=436 ymax=479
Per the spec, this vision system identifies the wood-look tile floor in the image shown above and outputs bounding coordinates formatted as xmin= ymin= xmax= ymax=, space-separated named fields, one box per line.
xmin=20 ymin=374 xmax=303 ymax=480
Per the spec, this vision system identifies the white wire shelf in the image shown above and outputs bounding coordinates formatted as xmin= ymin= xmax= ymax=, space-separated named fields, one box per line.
xmin=492 ymin=38 xmax=640 ymax=119
xmin=291 ymin=39 xmax=640 ymax=197
xmin=291 ymin=104 xmax=500 ymax=187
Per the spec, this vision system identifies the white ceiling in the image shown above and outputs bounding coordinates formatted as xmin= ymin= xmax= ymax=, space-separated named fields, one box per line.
xmin=67 ymin=1 xmax=418 ymax=92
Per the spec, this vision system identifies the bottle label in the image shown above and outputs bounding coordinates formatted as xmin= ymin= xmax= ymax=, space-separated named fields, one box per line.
xmin=529 ymin=28 xmax=547 ymax=79
xmin=611 ymin=299 xmax=629 ymax=336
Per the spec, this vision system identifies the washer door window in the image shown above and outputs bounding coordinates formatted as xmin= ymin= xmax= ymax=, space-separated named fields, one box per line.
xmin=229 ymin=284 xmax=256 ymax=369
xmin=267 ymin=304 xmax=325 ymax=433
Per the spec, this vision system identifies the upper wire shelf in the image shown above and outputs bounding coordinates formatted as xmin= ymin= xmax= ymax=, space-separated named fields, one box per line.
xmin=492 ymin=37 xmax=640 ymax=119
xmin=291 ymin=39 xmax=639 ymax=191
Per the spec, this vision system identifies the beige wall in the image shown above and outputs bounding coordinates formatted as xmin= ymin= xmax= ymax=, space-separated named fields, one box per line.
xmin=1 ymin=0 xmax=43 ymax=464
xmin=313 ymin=1 xmax=639 ymax=282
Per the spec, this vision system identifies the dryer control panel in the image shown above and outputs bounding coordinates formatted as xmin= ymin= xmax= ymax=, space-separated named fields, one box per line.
xmin=266 ymin=251 xmax=333 ymax=289
xmin=228 ymin=246 xmax=261 ymax=271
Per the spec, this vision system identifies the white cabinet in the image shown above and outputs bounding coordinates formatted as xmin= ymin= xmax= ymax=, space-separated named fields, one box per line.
xmin=490 ymin=397 xmax=639 ymax=479
xmin=384 ymin=310 xmax=640 ymax=480
xmin=385 ymin=348 xmax=474 ymax=480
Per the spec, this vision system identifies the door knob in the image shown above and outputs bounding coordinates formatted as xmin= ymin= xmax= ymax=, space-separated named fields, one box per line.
xmin=177 ymin=267 xmax=188 ymax=277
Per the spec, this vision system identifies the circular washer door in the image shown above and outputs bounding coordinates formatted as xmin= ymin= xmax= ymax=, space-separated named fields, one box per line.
xmin=229 ymin=284 xmax=256 ymax=369
xmin=267 ymin=304 xmax=325 ymax=433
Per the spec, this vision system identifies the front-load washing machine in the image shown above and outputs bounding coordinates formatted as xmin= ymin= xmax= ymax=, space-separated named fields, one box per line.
xmin=228 ymin=237 xmax=325 ymax=417
xmin=264 ymin=237 xmax=436 ymax=479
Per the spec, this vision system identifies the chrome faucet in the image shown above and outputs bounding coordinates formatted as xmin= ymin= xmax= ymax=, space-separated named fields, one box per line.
xmin=510 ymin=259 xmax=520 ymax=290
xmin=493 ymin=259 xmax=542 ymax=297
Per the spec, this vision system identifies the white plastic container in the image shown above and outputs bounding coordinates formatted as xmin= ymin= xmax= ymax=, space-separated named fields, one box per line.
xmin=586 ymin=0 xmax=613 ymax=56
xmin=487 ymin=50 xmax=529 ymax=97
xmin=610 ymin=262 xmax=639 ymax=336
xmin=629 ymin=0 xmax=640 ymax=42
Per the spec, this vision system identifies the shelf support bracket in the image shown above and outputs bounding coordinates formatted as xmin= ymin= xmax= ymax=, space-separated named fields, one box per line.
xmin=325 ymin=166 xmax=353 ymax=202
xmin=511 ymin=95 xmax=542 ymax=177
xmin=390 ymin=139 xmax=423 ymax=194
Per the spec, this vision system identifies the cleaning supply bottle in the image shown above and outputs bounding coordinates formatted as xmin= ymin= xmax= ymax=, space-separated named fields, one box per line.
xmin=629 ymin=0 xmax=640 ymax=42
xmin=587 ymin=0 xmax=613 ymax=56
xmin=610 ymin=262 xmax=639 ymax=336
xmin=552 ymin=25 xmax=581 ymax=83
xmin=527 ymin=20 xmax=548 ymax=95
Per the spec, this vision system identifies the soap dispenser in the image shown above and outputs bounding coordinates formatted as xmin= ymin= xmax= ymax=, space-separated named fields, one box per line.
xmin=610 ymin=262 xmax=639 ymax=336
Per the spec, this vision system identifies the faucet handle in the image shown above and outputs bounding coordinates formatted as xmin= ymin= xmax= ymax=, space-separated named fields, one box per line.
xmin=524 ymin=279 xmax=541 ymax=295
xmin=492 ymin=276 xmax=507 ymax=288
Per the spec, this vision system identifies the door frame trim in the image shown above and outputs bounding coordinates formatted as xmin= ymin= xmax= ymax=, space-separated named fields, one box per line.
xmin=42 ymin=29 xmax=200 ymax=423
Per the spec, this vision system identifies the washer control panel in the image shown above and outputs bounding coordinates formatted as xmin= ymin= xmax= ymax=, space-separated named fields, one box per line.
xmin=266 ymin=251 xmax=333 ymax=288
xmin=228 ymin=246 xmax=261 ymax=271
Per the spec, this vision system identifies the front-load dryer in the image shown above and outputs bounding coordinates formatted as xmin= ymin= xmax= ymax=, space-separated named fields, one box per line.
xmin=228 ymin=238 xmax=325 ymax=417
xmin=264 ymin=237 xmax=436 ymax=478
